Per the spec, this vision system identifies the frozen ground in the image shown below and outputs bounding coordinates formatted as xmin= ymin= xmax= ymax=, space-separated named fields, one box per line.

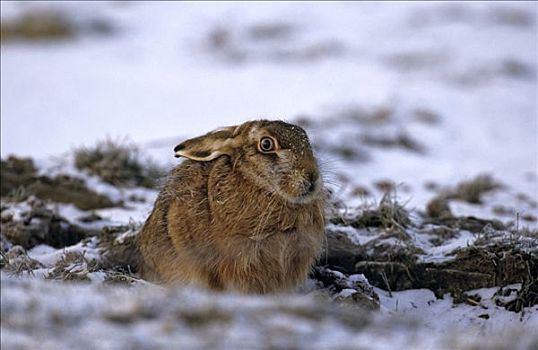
xmin=2 ymin=273 xmax=537 ymax=350
xmin=1 ymin=1 xmax=537 ymax=349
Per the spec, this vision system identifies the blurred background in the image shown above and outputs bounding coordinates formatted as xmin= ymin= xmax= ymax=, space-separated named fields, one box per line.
xmin=1 ymin=1 xmax=537 ymax=219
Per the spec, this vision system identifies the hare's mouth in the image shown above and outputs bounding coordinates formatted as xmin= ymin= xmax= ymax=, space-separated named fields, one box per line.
xmin=297 ymin=181 xmax=321 ymax=203
xmin=277 ymin=178 xmax=321 ymax=204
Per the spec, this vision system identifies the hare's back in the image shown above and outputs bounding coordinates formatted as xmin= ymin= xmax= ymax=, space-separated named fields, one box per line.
xmin=165 ymin=160 xmax=210 ymax=197
xmin=165 ymin=160 xmax=213 ymax=246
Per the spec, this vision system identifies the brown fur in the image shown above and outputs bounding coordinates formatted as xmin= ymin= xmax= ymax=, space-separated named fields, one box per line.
xmin=137 ymin=120 xmax=325 ymax=293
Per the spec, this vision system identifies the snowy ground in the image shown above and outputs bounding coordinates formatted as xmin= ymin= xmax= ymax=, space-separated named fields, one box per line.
xmin=2 ymin=273 xmax=537 ymax=350
xmin=1 ymin=1 xmax=537 ymax=349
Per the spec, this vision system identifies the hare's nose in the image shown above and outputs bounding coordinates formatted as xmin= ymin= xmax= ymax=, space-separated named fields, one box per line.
xmin=305 ymin=172 xmax=319 ymax=194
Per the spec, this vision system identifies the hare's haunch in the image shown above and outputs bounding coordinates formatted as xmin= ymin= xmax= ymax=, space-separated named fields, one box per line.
xmin=137 ymin=120 xmax=325 ymax=293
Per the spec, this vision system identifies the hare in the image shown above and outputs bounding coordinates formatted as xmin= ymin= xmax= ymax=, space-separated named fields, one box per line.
xmin=137 ymin=120 xmax=325 ymax=293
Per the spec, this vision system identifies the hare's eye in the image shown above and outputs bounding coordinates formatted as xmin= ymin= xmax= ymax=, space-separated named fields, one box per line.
xmin=259 ymin=137 xmax=276 ymax=152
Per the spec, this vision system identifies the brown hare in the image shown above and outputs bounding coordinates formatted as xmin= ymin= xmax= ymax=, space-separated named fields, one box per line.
xmin=137 ymin=120 xmax=325 ymax=293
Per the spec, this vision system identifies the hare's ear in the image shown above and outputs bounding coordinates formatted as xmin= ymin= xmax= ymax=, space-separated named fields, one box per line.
xmin=174 ymin=126 xmax=240 ymax=161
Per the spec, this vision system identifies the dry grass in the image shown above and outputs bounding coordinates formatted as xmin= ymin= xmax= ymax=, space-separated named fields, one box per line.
xmin=1 ymin=156 xmax=117 ymax=210
xmin=353 ymin=193 xmax=412 ymax=233
xmin=205 ymin=22 xmax=345 ymax=64
xmin=28 ymin=175 xmax=117 ymax=210
xmin=426 ymin=196 xmax=453 ymax=219
xmin=74 ymin=139 xmax=166 ymax=189
xmin=46 ymin=251 xmax=97 ymax=282
xmin=1 ymin=9 xmax=115 ymax=43
xmin=450 ymin=174 xmax=501 ymax=204
xmin=104 ymin=269 xmax=141 ymax=285
xmin=361 ymin=132 xmax=425 ymax=153
xmin=324 ymin=105 xmax=393 ymax=126
xmin=0 ymin=156 xmax=37 ymax=198
xmin=327 ymin=187 xmax=537 ymax=310
xmin=2 ymin=245 xmax=43 ymax=276
xmin=247 ymin=22 xmax=296 ymax=41
xmin=1 ymin=11 xmax=75 ymax=42
xmin=425 ymin=174 xmax=502 ymax=220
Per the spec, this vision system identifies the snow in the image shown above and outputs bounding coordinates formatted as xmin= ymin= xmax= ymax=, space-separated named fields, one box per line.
xmin=1 ymin=1 xmax=537 ymax=348
xmin=2 ymin=273 xmax=536 ymax=349
xmin=376 ymin=286 xmax=538 ymax=337
xmin=417 ymin=230 xmax=476 ymax=263
xmin=27 ymin=238 xmax=100 ymax=268
xmin=326 ymin=223 xmax=381 ymax=246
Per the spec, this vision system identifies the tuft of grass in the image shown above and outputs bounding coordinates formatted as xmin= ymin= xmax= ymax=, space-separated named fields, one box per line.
xmin=384 ymin=50 xmax=447 ymax=72
xmin=373 ymin=180 xmax=396 ymax=193
xmin=449 ymin=174 xmax=501 ymax=204
xmin=0 ymin=156 xmax=37 ymax=197
xmin=247 ymin=22 xmax=295 ymax=41
xmin=1 ymin=156 xmax=117 ymax=210
xmin=426 ymin=195 xmax=453 ymax=219
xmin=492 ymin=205 xmax=515 ymax=217
xmin=518 ymin=227 xmax=538 ymax=239
xmin=424 ymin=174 xmax=502 ymax=219
xmin=103 ymin=305 xmax=157 ymax=324
xmin=501 ymin=278 xmax=538 ymax=313
xmin=205 ymin=23 xmax=344 ymax=64
xmin=329 ymin=145 xmax=368 ymax=161
xmin=348 ymin=193 xmax=412 ymax=234
xmin=176 ymin=307 xmax=233 ymax=328
xmin=489 ymin=6 xmax=535 ymax=28
xmin=1 ymin=9 xmax=115 ymax=43
xmin=74 ymin=139 xmax=166 ymax=189
xmin=413 ymin=108 xmax=440 ymax=125
xmin=361 ymin=132 xmax=425 ymax=153
xmin=335 ymin=105 xmax=393 ymax=126
xmin=2 ymin=245 xmax=44 ymax=276
xmin=351 ymin=185 xmax=371 ymax=197
xmin=1 ymin=11 xmax=75 ymax=42
xmin=520 ymin=213 xmax=537 ymax=222
xmin=46 ymin=251 xmax=97 ymax=282
xmin=103 ymin=269 xmax=140 ymax=285
xmin=28 ymin=175 xmax=117 ymax=210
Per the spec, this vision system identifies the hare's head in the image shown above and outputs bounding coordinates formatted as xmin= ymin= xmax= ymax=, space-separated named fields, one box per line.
xmin=174 ymin=120 xmax=321 ymax=203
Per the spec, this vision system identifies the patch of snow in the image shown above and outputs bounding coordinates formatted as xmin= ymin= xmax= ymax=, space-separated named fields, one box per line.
xmin=376 ymin=286 xmax=538 ymax=336
xmin=349 ymin=274 xmax=369 ymax=284
xmin=27 ymin=238 xmax=100 ymax=268
xmin=27 ymin=244 xmax=56 ymax=257
xmin=115 ymin=228 xmax=139 ymax=244
xmin=326 ymin=223 xmax=380 ymax=246
xmin=336 ymin=288 xmax=357 ymax=298
xmin=417 ymin=230 xmax=477 ymax=263
xmin=2 ymin=273 xmax=536 ymax=349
